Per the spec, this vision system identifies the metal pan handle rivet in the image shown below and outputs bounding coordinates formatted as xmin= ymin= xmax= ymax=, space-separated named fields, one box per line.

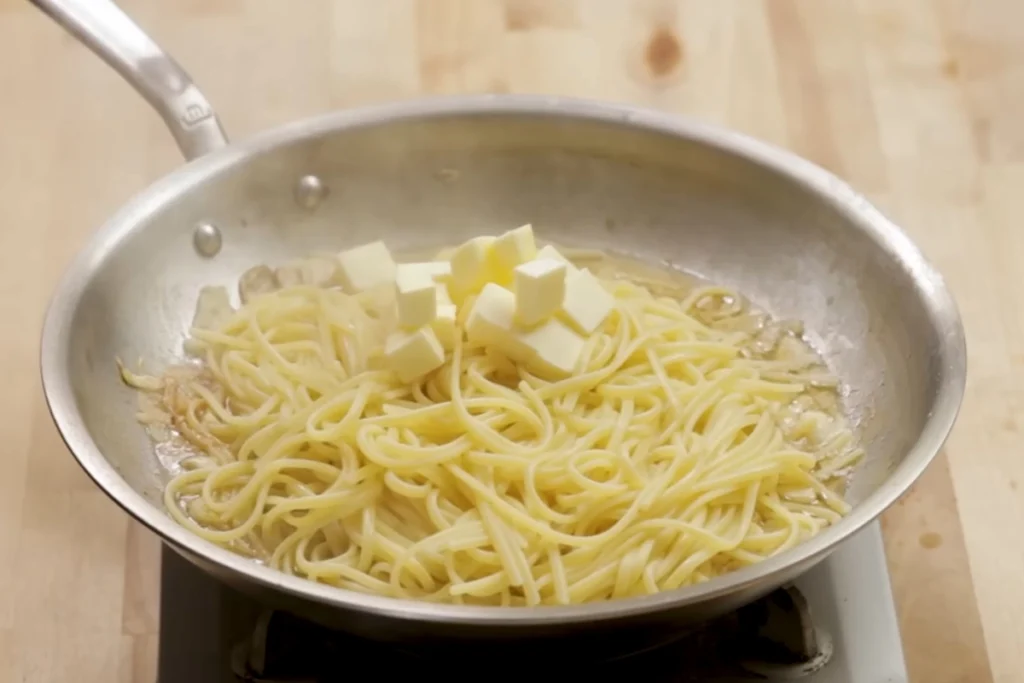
xmin=294 ymin=175 xmax=328 ymax=210
xmin=193 ymin=222 xmax=222 ymax=257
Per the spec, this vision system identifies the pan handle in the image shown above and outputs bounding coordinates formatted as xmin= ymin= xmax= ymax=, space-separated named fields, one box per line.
xmin=29 ymin=0 xmax=229 ymax=161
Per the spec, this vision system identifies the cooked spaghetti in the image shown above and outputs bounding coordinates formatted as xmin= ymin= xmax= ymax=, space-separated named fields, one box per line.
xmin=121 ymin=243 xmax=862 ymax=606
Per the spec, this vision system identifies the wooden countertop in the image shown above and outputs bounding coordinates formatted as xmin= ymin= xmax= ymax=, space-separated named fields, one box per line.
xmin=0 ymin=1 xmax=1014 ymax=681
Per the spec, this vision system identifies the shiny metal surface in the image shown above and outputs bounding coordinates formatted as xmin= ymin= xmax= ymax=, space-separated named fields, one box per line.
xmin=294 ymin=174 xmax=329 ymax=210
xmin=36 ymin=0 xmax=966 ymax=640
xmin=191 ymin=222 xmax=222 ymax=258
xmin=28 ymin=0 xmax=227 ymax=161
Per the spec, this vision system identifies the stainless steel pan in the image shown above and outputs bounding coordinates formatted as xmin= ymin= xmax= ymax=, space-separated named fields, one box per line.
xmin=34 ymin=0 xmax=966 ymax=648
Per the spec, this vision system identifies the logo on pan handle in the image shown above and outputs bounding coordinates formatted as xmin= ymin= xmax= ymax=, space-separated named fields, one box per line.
xmin=180 ymin=102 xmax=213 ymax=128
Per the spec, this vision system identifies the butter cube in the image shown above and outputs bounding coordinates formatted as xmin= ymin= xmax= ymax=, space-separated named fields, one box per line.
xmin=401 ymin=261 xmax=452 ymax=282
xmin=465 ymin=283 xmax=528 ymax=356
xmin=514 ymin=318 xmax=585 ymax=378
xmin=560 ymin=268 xmax=615 ymax=334
xmin=436 ymin=283 xmax=454 ymax=307
xmin=337 ymin=241 xmax=397 ymax=293
xmin=513 ymin=258 xmax=567 ymax=326
xmin=450 ymin=236 xmax=497 ymax=298
xmin=536 ymin=244 xmax=577 ymax=273
xmin=432 ymin=303 xmax=458 ymax=349
xmin=493 ymin=224 xmax=537 ymax=271
xmin=385 ymin=327 xmax=446 ymax=383
xmin=432 ymin=284 xmax=458 ymax=348
xmin=395 ymin=265 xmax=438 ymax=329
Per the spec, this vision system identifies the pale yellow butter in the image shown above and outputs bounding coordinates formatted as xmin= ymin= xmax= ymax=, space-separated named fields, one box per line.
xmin=561 ymin=268 xmax=615 ymax=334
xmin=436 ymin=283 xmax=454 ymax=307
xmin=432 ymin=285 xmax=458 ymax=348
xmin=536 ymin=244 xmax=578 ymax=273
xmin=450 ymin=236 xmax=497 ymax=299
xmin=493 ymin=224 xmax=537 ymax=271
xmin=400 ymin=260 xmax=452 ymax=282
xmin=465 ymin=283 xmax=528 ymax=356
xmin=432 ymin=303 xmax=458 ymax=350
xmin=514 ymin=317 xmax=585 ymax=378
xmin=513 ymin=258 xmax=567 ymax=326
xmin=395 ymin=264 xmax=438 ymax=329
xmin=384 ymin=326 xmax=446 ymax=383
xmin=336 ymin=241 xmax=397 ymax=293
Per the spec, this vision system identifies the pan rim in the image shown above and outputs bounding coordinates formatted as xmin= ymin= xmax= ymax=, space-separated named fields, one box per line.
xmin=39 ymin=93 xmax=967 ymax=627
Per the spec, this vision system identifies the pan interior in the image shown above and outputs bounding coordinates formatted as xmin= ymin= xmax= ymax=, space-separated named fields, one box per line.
xmin=63 ymin=111 xmax=946 ymax=528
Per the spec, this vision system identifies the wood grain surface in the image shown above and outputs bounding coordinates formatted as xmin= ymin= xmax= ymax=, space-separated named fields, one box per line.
xmin=0 ymin=1 xmax=1016 ymax=681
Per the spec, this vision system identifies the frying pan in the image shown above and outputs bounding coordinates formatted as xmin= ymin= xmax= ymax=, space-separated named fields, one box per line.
xmin=33 ymin=0 xmax=966 ymax=651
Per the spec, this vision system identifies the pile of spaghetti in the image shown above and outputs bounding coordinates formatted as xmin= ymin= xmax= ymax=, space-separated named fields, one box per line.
xmin=122 ymin=257 xmax=862 ymax=606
